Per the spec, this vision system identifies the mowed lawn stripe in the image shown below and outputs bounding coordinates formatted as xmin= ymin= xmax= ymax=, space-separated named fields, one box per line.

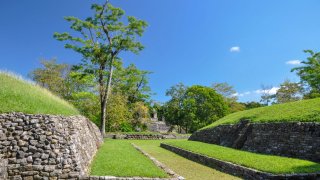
xmin=133 ymin=140 xmax=239 ymax=180
xmin=165 ymin=140 xmax=320 ymax=174
xmin=90 ymin=140 xmax=168 ymax=178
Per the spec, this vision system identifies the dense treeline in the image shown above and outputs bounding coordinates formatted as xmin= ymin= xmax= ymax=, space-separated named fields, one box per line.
xmin=30 ymin=60 xmax=265 ymax=134
xmin=30 ymin=59 xmax=152 ymax=132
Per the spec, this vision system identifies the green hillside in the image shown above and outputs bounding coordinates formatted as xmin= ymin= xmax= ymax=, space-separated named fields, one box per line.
xmin=203 ymin=98 xmax=320 ymax=129
xmin=0 ymin=71 xmax=79 ymax=115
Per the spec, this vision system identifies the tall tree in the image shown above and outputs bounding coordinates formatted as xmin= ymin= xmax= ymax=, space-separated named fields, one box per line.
xmin=54 ymin=1 xmax=147 ymax=135
xmin=260 ymin=85 xmax=276 ymax=105
xmin=291 ymin=50 xmax=320 ymax=99
xmin=212 ymin=82 xmax=237 ymax=102
xmin=164 ymin=83 xmax=188 ymax=133
xmin=275 ymin=80 xmax=302 ymax=104
xmin=212 ymin=82 xmax=245 ymax=113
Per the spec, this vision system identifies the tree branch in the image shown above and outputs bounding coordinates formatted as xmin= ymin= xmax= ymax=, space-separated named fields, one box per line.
xmin=99 ymin=0 xmax=113 ymax=46
xmin=88 ymin=27 xmax=96 ymax=45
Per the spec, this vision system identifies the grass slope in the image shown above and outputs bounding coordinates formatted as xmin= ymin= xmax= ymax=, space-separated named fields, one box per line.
xmin=0 ymin=72 xmax=79 ymax=115
xmin=90 ymin=140 xmax=168 ymax=177
xmin=204 ymin=98 xmax=320 ymax=129
xmin=165 ymin=140 xmax=320 ymax=174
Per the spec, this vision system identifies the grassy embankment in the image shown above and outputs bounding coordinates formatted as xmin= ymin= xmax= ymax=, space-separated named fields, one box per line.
xmin=0 ymin=71 xmax=79 ymax=115
xmin=204 ymin=97 xmax=320 ymax=129
xmin=164 ymin=140 xmax=320 ymax=174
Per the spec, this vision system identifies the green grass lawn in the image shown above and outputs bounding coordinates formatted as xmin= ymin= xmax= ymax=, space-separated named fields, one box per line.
xmin=203 ymin=97 xmax=320 ymax=129
xmin=90 ymin=140 xmax=168 ymax=177
xmin=133 ymin=140 xmax=239 ymax=180
xmin=164 ymin=140 xmax=320 ymax=174
xmin=0 ymin=72 xmax=79 ymax=115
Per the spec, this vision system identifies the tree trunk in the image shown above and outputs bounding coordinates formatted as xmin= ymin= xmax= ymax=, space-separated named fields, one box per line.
xmin=100 ymin=57 xmax=114 ymax=136
xmin=100 ymin=97 xmax=107 ymax=136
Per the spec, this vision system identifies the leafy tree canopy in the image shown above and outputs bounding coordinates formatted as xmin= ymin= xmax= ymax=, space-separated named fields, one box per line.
xmin=292 ymin=50 xmax=320 ymax=99
xmin=54 ymin=0 xmax=148 ymax=135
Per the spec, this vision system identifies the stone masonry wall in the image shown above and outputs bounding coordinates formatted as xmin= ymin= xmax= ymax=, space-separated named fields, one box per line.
xmin=105 ymin=133 xmax=190 ymax=140
xmin=0 ymin=112 xmax=103 ymax=179
xmin=161 ymin=143 xmax=320 ymax=180
xmin=147 ymin=121 xmax=171 ymax=133
xmin=189 ymin=120 xmax=320 ymax=162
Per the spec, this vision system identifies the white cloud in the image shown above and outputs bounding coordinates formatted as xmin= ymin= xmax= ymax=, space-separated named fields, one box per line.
xmin=254 ymin=87 xmax=279 ymax=95
xmin=231 ymin=93 xmax=239 ymax=97
xmin=232 ymin=91 xmax=251 ymax=97
xmin=286 ymin=60 xmax=301 ymax=65
xmin=230 ymin=46 xmax=240 ymax=53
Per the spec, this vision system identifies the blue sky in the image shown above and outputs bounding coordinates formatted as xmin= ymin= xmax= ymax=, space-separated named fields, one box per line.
xmin=1 ymin=0 xmax=320 ymax=103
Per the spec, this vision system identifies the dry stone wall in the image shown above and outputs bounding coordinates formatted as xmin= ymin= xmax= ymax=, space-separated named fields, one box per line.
xmin=105 ymin=133 xmax=190 ymax=140
xmin=0 ymin=112 xmax=103 ymax=179
xmin=189 ymin=120 xmax=320 ymax=163
xmin=161 ymin=143 xmax=320 ymax=180
xmin=147 ymin=121 xmax=171 ymax=133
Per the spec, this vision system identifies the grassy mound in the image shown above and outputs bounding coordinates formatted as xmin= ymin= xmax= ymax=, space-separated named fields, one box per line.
xmin=203 ymin=98 xmax=320 ymax=129
xmin=0 ymin=71 xmax=79 ymax=115
xmin=165 ymin=140 xmax=320 ymax=174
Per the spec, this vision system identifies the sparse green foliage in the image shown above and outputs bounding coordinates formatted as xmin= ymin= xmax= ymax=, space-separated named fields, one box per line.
xmin=275 ymin=80 xmax=302 ymax=104
xmin=29 ymin=59 xmax=69 ymax=97
xmin=260 ymin=85 xmax=276 ymax=105
xmin=292 ymin=50 xmax=320 ymax=99
xmin=54 ymin=1 xmax=147 ymax=135
xmin=212 ymin=82 xmax=237 ymax=102
xmin=212 ymin=82 xmax=245 ymax=113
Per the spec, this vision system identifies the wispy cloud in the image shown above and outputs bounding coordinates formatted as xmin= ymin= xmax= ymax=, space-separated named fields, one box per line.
xmin=254 ymin=87 xmax=279 ymax=95
xmin=234 ymin=87 xmax=279 ymax=99
xmin=286 ymin=60 xmax=301 ymax=65
xmin=230 ymin=46 xmax=240 ymax=53
xmin=232 ymin=91 xmax=251 ymax=97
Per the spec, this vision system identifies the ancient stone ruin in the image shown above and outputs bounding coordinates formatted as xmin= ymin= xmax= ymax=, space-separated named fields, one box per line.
xmin=0 ymin=112 xmax=103 ymax=179
xmin=147 ymin=109 xmax=170 ymax=133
